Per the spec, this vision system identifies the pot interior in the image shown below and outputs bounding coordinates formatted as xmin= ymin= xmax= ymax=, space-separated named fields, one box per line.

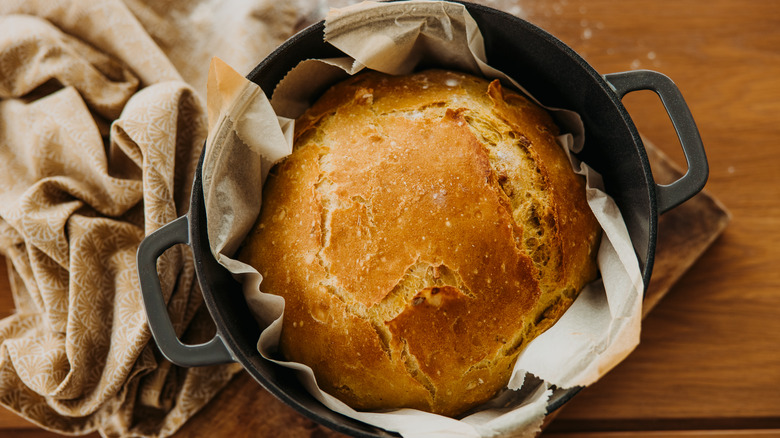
xmin=192 ymin=3 xmax=656 ymax=437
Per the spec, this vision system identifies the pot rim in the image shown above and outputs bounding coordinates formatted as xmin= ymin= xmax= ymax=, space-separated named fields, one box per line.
xmin=139 ymin=1 xmax=710 ymax=436
xmin=206 ymin=1 xmax=654 ymax=432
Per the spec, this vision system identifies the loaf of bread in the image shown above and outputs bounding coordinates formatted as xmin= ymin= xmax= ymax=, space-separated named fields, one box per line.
xmin=238 ymin=69 xmax=601 ymax=417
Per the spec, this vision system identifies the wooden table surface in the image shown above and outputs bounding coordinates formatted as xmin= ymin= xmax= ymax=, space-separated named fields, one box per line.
xmin=2 ymin=0 xmax=779 ymax=437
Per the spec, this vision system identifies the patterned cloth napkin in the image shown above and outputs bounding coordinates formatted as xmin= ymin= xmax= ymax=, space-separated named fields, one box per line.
xmin=0 ymin=0 xmax=303 ymax=435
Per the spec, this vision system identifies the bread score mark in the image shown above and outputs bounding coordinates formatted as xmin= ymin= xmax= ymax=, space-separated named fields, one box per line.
xmin=306 ymin=104 xmax=540 ymax=404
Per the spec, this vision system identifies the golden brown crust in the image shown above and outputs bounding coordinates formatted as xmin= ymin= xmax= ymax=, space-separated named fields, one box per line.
xmin=238 ymin=69 xmax=601 ymax=417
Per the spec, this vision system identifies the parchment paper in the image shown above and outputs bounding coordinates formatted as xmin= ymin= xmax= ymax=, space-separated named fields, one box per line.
xmin=202 ymin=2 xmax=644 ymax=437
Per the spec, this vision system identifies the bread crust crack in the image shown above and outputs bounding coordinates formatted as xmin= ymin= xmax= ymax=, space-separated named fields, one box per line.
xmin=238 ymin=69 xmax=601 ymax=417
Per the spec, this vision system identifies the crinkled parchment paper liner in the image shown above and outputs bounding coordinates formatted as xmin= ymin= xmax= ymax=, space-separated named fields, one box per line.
xmin=202 ymin=2 xmax=643 ymax=437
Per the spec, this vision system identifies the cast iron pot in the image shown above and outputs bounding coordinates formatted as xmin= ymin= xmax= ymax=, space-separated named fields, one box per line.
xmin=138 ymin=2 xmax=708 ymax=436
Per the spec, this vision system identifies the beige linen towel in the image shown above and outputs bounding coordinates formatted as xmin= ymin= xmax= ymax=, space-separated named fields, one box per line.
xmin=0 ymin=0 xmax=309 ymax=435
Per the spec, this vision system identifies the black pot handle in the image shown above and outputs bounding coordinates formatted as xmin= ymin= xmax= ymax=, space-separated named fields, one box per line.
xmin=137 ymin=215 xmax=234 ymax=367
xmin=604 ymin=70 xmax=708 ymax=214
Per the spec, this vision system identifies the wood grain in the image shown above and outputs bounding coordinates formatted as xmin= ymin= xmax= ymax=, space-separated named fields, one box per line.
xmin=1 ymin=0 xmax=778 ymax=437
xmin=174 ymin=372 xmax=342 ymax=438
xmin=640 ymin=140 xmax=731 ymax=317
xmin=534 ymin=0 xmax=780 ymax=434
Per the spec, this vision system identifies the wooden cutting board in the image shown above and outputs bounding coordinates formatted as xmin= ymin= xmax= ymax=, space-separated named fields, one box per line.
xmin=169 ymin=137 xmax=730 ymax=438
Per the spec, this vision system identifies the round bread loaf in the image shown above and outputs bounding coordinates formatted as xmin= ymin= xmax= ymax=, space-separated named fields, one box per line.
xmin=238 ymin=69 xmax=601 ymax=417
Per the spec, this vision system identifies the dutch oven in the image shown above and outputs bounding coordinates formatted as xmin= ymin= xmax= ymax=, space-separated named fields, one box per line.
xmin=137 ymin=1 xmax=708 ymax=436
